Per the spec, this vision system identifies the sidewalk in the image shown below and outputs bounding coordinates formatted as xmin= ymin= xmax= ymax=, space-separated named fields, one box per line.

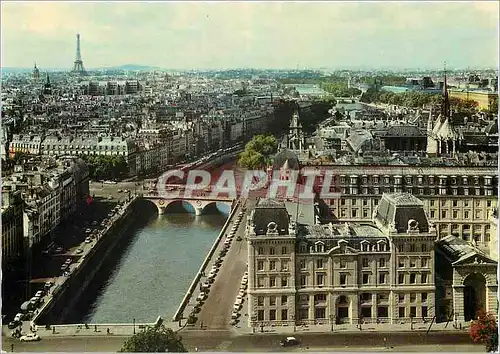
xmin=28 ymin=319 xmax=180 ymax=338
xmin=231 ymin=321 xmax=470 ymax=335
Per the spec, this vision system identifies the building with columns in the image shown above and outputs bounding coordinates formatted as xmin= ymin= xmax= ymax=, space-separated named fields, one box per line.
xmin=246 ymin=194 xmax=442 ymax=328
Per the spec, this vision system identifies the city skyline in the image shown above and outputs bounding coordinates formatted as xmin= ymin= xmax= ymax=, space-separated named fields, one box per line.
xmin=1 ymin=1 xmax=499 ymax=70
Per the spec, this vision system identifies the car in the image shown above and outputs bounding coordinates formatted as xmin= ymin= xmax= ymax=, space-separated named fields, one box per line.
xmin=44 ymin=281 xmax=54 ymax=290
xmin=60 ymin=264 xmax=68 ymax=271
xmin=14 ymin=313 xmax=23 ymax=322
xmin=65 ymin=258 xmax=72 ymax=264
xmin=280 ymin=337 xmax=299 ymax=347
xmin=236 ymin=236 xmax=242 ymax=241
xmin=85 ymin=228 xmax=92 ymax=233
xmin=85 ymin=237 xmax=92 ymax=243
xmin=75 ymin=248 xmax=84 ymax=254
xmin=54 ymin=247 xmax=64 ymax=254
xmin=29 ymin=297 xmax=39 ymax=305
xmin=35 ymin=290 xmax=44 ymax=297
xmin=20 ymin=334 xmax=41 ymax=342
xmin=8 ymin=321 xmax=21 ymax=329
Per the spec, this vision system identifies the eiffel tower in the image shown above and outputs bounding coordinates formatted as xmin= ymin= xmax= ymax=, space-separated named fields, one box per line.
xmin=72 ymin=33 xmax=87 ymax=75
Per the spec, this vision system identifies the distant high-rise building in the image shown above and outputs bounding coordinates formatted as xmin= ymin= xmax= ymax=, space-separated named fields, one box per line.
xmin=33 ymin=63 xmax=40 ymax=81
xmin=72 ymin=33 xmax=87 ymax=75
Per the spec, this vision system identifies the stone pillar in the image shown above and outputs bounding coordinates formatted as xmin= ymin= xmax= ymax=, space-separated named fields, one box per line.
xmin=309 ymin=295 xmax=315 ymax=323
xmin=372 ymin=293 xmax=377 ymax=322
xmin=351 ymin=295 xmax=359 ymax=325
xmin=452 ymin=285 xmax=465 ymax=322
xmin=195 ymin=207 xmax=203 ymax=216
xmin=157 ymin=205 xmax=165 ymax=215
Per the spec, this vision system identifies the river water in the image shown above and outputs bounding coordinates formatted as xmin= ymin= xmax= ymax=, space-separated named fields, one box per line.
xmin=81 ymin=211 xmax=227 ymax=324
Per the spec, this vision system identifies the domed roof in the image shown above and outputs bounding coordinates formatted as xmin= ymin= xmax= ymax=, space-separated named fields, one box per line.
xmin=273 ymin=149 xmax=300 ymax=170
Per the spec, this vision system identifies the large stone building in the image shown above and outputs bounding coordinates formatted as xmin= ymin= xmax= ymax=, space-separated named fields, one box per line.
xmin=1 ymin=190 xmax=24 ymax=271
xmin=246 ymin=194 xmax=497 ymax=329
xmin=302 ymin=164 xmax=497 ymax=256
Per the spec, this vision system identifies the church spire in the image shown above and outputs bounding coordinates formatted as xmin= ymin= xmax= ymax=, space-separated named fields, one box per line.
xmin=441 ymin=62 xmax=450 ymax=119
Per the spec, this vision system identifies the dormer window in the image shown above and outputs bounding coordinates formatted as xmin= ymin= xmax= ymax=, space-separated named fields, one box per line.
xmin=315 ymin=242 xmax=325 ymax=253
xmin=378 ymin=240 xmax=387 ymax=252
xmin=361 ymin=240 xmax=369 ymax=252
xmin=462 ymin=176 xmax=468 ymax=185
xmin=428 ymin=176 xmax=434 ymax=185
xmin=417 ymin=176 xmax=423 ymax=184
xmin=299 ymin=243 xmax=307 ymax=253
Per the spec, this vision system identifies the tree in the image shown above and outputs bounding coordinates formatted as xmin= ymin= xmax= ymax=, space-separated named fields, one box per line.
xmin=238 ymin=134 xmax=277 ymax=169
xmin=469 ymin=310 xmax=498 ymax=353
xmin=119 ymin=324 xmax=187 ymax=353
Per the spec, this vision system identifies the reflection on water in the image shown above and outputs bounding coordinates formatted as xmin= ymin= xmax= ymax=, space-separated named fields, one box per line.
xmin=83 ymin=212 xmax=227 ymax=323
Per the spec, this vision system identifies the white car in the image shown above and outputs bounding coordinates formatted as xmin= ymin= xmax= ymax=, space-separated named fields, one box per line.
xmin=85 ymin=237 xmax=92 ymax=243
xmin=35 ymin=291 xmax=44 ymax=297
xmin=20 ymin=333 xmax=41 ymax=342
xmin=14 ymin=313 xmax=23 ymax=322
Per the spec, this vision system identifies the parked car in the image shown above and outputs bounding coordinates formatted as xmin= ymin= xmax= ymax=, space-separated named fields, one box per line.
xmin=75 ymin=248 xmax=84 ymax=254
xmin=35 ymin=290 xmax=44 ymax=298
xmin=20 ymin=334 xmax=41 ymax=342
xmin=60 ymin=264 xmax=68 ymax=271
xmin=54 ymin=247 xmax=64 ymax=254
xmin=44 ymin=281 xmax=54 ymax=290
xmin=85 ymin=237 xmax=92 ymax=243
xmin=14 ymin=313 xmax=23 ymax=322
xmin=280 ymin=337 xmax=299 ymax=347
xmin=8 ymin=321 xmax=21 ymax=329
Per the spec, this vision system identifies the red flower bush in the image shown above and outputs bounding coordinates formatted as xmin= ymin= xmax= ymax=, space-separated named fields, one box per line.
xmin=470 ymin=310 xmax=498 ymax=352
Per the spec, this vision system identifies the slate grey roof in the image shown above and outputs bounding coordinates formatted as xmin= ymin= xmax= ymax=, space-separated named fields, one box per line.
xmin=253 ymin=199 xmax=290 ymax=235
xmin=374 ymin=193 xmax=429 ymax=233
xmin=437 ymin=235 xmax=496 ymax=265
xmin=273 ymin=149 xmax=300 ymax=170
xmin=385 ymin=125 xmax=425 ymax=137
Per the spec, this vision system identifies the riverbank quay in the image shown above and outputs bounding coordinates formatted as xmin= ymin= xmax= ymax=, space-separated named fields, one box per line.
xmin=173 ymin=199 xmax=242 ymax=322
xmin=2 ymin=327 xmax=480 ymax=353
xmin=232 ymin=319 xmax=472 ymax=335
xmin=26 ymin=197 xmax=141 ymax=327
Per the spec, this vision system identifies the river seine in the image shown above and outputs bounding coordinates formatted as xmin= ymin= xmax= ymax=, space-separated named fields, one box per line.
xmin=81 ymin=211 xmax=227 ymax=324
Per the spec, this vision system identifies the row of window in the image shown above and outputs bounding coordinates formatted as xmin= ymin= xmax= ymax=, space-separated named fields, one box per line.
xmin=336 ymin=198 xmax=494 ymax=208
xmin=256 ymin=259 xmax=289 ymax=272
xmin=257 ymin=246 xmax=288 ymax=256
xmin=398 ymin=257 xmax=430 ymax=268
xmin=255 ymin=305 xmax=430 ymax=322
xmin=335 ymin=186 xmax=493 ymax=197
xmin=335 ymin=175 xmax=493 ymax=186
xmin=429 ymin=209 xmax=487 ymax=220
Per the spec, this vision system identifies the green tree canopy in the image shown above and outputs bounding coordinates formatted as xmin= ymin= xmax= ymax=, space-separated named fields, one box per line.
xmin=119 ymin=324 xmax=187 ymax=353
xmin=238 ymin=134 xmax=277 ymax=169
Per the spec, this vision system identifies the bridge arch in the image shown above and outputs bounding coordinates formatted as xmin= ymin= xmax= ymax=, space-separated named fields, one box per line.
xmin=142 ymin=197 xmax=233 ymax=216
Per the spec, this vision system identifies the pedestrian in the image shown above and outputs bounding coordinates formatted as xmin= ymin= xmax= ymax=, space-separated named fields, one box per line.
xmin=11 ymin=343 xmax=14 ymax=352
xmin=195 ymin=348 xmax=198 ymax=352
xmin=107 ymin=328 xmax=110 ymax=335
xmin=94 ymin=325 xmax=97 ymax=332
xmin=52 ymin=327 xmax=56 ymax=334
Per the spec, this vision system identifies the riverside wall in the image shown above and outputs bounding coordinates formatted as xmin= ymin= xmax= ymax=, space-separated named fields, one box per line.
xmin=172 ymin=199 xmax=241 ymax=321
xmin=34 ymin=198 xmax=154 ymax=326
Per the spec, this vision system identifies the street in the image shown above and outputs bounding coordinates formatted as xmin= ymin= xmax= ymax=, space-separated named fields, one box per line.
xmin=2 ymin=330 xmax=482 ymax=352
xmin=195 ymin=200 xmax=252 ymax=329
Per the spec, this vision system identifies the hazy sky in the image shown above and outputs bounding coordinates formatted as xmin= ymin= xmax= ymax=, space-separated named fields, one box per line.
xmin=1 ymin=1 xmax=498 ymax=70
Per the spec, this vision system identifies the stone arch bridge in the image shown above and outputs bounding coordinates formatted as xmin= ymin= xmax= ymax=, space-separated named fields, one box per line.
xmin=142 ymin=195 xmax=235 ymax=216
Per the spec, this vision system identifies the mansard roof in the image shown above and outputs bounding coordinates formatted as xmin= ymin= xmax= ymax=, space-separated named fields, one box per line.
xmin=374 ymin=193 xmax=429 ymax=233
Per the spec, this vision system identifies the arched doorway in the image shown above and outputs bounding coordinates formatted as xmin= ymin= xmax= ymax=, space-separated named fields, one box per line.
xmin=336 ymin=295 xmax=349 ymax=324
xmin=463 ymin=273 xmax=487 ymax=321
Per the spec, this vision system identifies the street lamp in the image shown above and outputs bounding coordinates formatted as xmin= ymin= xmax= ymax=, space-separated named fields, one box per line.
xmin=133 ymin=318 xmax=136 ymax=334
xmin=330 ymin=314 xmax=334 ymax=332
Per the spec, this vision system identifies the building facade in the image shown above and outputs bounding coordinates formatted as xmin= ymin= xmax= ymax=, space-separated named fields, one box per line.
xmin=304 ymin=165 xmax=497 ymax=255
xmin=246 ymin=194 xmax=439 ymax=329
xmin=1 ymin=190 xmax=24 ymax=271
